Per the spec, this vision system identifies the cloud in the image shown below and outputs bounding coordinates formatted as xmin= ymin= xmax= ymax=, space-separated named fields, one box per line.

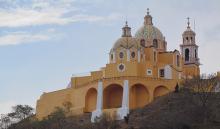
xmin=0 ymin=8 xmax=73 ymax=27
xmin=0 ymin=0 xmax=122 ymax=46
xmin=0 ymin=1 xmax=121 ymax=28
xmin=0 ymin=32 xmax=50 ymax=46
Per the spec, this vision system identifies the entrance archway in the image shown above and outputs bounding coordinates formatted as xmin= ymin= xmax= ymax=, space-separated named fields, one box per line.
xmin=85 ymin=88 xmax=97 ymax=112
xmin=130 ymin=84 xmax=149 ymax=109
xmin=154 ymin=86 xmax=169 ymax=99
xmin=103 ymin=84 xmax=123 ymax=109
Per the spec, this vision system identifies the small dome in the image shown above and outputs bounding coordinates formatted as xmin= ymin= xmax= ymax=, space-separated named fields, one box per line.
xmin=182 ymin=27 xmax=196 ymax=36
xmin=135 ymin=25 xmax=164 ymax=41
xmin=112 ymin=37 xmax=140 ymax=50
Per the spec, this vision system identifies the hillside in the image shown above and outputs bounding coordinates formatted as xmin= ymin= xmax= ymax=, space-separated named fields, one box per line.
xmin=127 ymin=89 xmax=220 ymax=129
xmin=8 ymin=89 xmax=220 ymax=129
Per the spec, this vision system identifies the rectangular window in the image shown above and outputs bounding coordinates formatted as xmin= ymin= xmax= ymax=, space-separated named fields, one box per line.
xmin=159 ymin=69 xmax=165 ymax=77
xmin=147 ymin=69 xmax=152 ymax=75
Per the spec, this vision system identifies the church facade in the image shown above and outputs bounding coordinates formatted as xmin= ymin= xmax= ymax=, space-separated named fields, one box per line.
xmin=36 ymin=10 xmax=200 ymax=122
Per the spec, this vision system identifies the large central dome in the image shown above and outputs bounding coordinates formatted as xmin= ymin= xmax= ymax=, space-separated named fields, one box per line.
xmin=135 ymin=25 xmax=164 ymax=41
xmin=135 ymin=11 xmax=164 ymax=41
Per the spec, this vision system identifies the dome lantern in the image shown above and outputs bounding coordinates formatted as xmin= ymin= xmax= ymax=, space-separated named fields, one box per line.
xmin=144 ymin=8 xmax=153 ymax=25
xmin=122 ymin=21 xmax=132 ymax=37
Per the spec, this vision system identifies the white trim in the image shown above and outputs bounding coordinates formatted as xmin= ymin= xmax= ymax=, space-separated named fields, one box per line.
xmin=91 ymin=81 xmax=103 ymax=122
xmin=164 ymin=65 xmax=172 ymax=79
xmin=122 ymin=80 xmax=129 ymax=108
xmin=113 ymin=51 xmax=116 ymax=63
xmin=117 ymin=80 xmax=129 ymax=120
xmin=138 ymin=50 xmax=141 ymax=63
xmin=127 ymin=49 xmax=130 ymax=61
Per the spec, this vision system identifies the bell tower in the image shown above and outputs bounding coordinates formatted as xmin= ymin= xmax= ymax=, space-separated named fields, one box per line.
xmin=180 ymin=17 xmax=200 ymax=77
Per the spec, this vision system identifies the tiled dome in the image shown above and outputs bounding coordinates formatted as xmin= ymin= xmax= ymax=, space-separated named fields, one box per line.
xmin=135 ymin=25 xmax=164 ymax=41
xmin=112 ymin=37 xmax=139 ymax=50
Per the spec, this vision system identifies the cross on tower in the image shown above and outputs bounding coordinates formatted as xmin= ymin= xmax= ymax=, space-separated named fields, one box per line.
xmin=187 ymin=17 xmax=190 ymax=27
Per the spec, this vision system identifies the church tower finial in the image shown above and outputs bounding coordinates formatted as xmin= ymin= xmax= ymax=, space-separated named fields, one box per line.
xmin=147 ymin=8 xmax=150 ymax=15
xmin=122 ymin=21 xmax=132 ymax=37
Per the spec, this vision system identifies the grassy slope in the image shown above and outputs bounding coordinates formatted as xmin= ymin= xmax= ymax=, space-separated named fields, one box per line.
xmin=9 ymin=89 xmax=220 ymax=129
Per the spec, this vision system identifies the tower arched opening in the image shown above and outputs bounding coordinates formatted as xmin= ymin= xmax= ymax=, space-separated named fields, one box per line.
xmin=185 ymin=48 xmax=190 ymax=61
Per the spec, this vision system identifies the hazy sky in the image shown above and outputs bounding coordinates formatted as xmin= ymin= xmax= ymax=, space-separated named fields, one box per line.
xmin=0 ymin=0 xmax=219 ymax=114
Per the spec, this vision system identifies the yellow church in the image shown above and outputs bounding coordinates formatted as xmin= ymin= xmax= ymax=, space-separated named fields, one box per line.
xmin=36 ymin=10 xmax=200 ymax=122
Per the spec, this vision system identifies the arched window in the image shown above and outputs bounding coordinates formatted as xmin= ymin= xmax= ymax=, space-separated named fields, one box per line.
xmin=131 ymin=51 xmax=135 ymax=58
xmin=111 ymin=54 xmax=113 ymax=60
xmin=195 ymin=49 xmax=197 ymax=58
xmin=176 ymin=55 xmax=180 ymax=67
xmin=140 ymin=39 xmax=145 ymax=47
xmin=119 ymin=51 xmax=124 ymax=59
xmin=163 ymin=41 xmax=167 ymax=50
xmin=186 ymin=37 xmax=189 ymax=41
xmin=185 ymin=49 xmax=189 ymax=61
xmin=154 ymin=51 xmax=156 ymax=62
xmin=153 ymin=39 xmax=158 ymax=48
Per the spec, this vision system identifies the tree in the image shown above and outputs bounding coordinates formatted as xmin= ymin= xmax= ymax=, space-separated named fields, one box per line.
xmin=182 ymin=74 xmax=218 ymax=107
xmin=93 ymin=113 xmax=120 ymax=129
xmin=0 ymin=114 xmax=11 ymax=129
xmin=8 ymin=105 xmax=34 ymax=121
xmin=46 ymin=107 xmax=66 ymax=129
xmin=181 ymin=74 xmax=219 ymax=125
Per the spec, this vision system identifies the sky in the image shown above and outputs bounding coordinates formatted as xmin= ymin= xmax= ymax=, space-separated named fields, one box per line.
xmin=0 ymin=0 xmax=219 ymax=115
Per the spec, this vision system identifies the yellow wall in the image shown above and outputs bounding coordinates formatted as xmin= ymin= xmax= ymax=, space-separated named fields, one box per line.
xmin=36 ymin=44 xmax=197 ymax=120
xmin=183 ymin=64 xmax=200 ymax=78
xmin=36 ymin=76 xmax=178 ymax=119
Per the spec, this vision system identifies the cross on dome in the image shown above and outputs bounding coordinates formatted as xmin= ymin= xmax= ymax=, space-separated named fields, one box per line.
xmin=125 ymin=21 xmax=128 ymax=27
xmin=147 ymin=8 xmax=150 ymax=15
